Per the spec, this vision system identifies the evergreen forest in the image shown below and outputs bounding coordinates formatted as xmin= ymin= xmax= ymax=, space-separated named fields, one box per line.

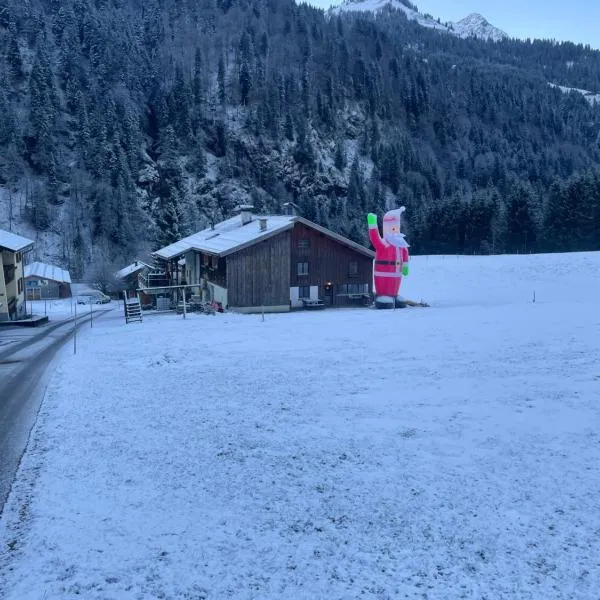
xmin=0 ymin=0 xmax=599 ymax=276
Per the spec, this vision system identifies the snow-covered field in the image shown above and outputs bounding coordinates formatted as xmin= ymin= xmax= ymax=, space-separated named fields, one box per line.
xmin=1 ymin=252 xmax=599 ymax=599
xmin=27 ymin=296 xmax=112 ymax=322
xmin=27 ymin=298 xmax=76 ymax=321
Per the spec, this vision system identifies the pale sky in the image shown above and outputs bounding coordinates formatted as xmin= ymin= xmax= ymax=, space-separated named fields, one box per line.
xmin=307 ymin=0 xmax=600 ymax=49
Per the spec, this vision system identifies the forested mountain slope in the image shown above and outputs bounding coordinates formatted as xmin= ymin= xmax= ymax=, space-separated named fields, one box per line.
xmin=0 ymin=0 xmax=599 ymax=277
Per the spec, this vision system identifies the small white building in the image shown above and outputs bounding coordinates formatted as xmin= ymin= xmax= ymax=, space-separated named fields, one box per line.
xmin=24 ymin=262 xmax=72 ymax=300
xmin=0 ymin=228 xmax=34 ymax=321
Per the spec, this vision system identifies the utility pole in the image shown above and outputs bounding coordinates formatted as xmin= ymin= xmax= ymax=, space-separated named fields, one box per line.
xmin=73 ymin=298 xmax=77 ymax=355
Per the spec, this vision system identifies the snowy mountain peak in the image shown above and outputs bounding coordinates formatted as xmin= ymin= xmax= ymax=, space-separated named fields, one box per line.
xmin=329 ymin=0 xmax=450 ymax=32
xmin=451 ymin=13 xmax=508 ymax=41
xmin=329 ymin=2 xmax=508 ymax=42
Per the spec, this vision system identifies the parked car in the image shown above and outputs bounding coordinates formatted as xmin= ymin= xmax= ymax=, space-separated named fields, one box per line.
xmin=77 ymin=293 xmax=111 ymax=305
xmin=94 ymin=293 xmax=111 ymax=304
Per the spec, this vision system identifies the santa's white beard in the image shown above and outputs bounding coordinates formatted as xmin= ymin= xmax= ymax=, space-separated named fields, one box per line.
xmin=383 ymin=234 xmax=406 ymax=247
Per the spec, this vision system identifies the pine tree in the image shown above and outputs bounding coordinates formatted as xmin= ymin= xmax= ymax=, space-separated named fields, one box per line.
xmin=193 ymin=48 xmax=204 ymax=106
xmin=154 ymin=125 xmax=188 ymax=247
xmin=171 ymin=65 xmax=192 ymax=143
xmin=334 ymin=138 xmax=346 ymax=171
xmin=0 ymin=88 xmax=16 ymax=145
xmin=217 ymin=55 xmax=226 ymax=107
xmin=506 ymin=182 xmax=537 ymax=253
xmin=29 ymin=44 xmax=58 ymax=170
xmin=284 ymin=113 xmax=294 ymax=141
xmin=30 ymin=185 xmax=51 ymax=231
xmin=7 ymin=33 xmax=23 ymax=79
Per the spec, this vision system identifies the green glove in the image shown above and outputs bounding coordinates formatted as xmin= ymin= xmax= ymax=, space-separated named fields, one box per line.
xmin=402 ymin=264 xmax=409 ymax=276
xmin=367 ymin=213 xmax=377 ymax=226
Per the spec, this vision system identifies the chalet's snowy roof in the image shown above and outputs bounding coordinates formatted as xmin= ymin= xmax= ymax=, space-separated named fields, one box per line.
xmin=24 ymin=262 xmax=71 ymax=284
xmin=153 ymin=215 xmax=375 ymax=260
xmin=116 ymin=261 xmax=151 ymax=280
xmin=0 ymin=228 xmax=34 ymax=253
xmin=154 ymin=215 xmax=295 ymax=259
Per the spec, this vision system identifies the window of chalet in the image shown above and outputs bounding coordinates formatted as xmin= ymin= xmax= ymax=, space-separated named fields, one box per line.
xmin=18 ymin=277 xmax=23 ymax=294
xmin=298 ymin=238 xmax=310 ymax=249
xmin=16 ymin=252 xmax=21 ymax=263
xmin=203 ymin=254 xmax=209 ymax=266
xmin=297 ymin=262 xmax=309 ymax=276
xmin=211 ymin=256 xmax=218 ymax=269
xmin=299 ymin=285 xmax=310 ymax=299
xmin=349 ymin=261 xmax=359 ymax=276
xmin=338 ymin=283 xmax=368 ymax=295
xmin=3 ymin=264 xmax=15 ymax=284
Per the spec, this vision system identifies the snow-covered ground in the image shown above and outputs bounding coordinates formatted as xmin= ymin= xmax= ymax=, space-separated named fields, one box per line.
xmin=1 ymin=252 xmax=599 ymax=599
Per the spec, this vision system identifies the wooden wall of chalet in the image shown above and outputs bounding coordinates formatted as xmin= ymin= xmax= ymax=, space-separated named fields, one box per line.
xmin=290 ymin=223 xmax=373 ymax=289
xmin=226 ymin=231 xmax=292 ymax=307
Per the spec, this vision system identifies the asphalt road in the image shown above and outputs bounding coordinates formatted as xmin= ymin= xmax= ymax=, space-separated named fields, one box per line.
xmin=0 ymin=308 xmax=113 ymax=515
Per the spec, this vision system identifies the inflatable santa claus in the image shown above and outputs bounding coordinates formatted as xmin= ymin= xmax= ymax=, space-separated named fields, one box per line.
xmin=367 ymin=208 xmax=410 ymax=308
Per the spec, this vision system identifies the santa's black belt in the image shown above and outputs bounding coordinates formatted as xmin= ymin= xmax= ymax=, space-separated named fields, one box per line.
xmin=375 ymin=260 xmax=397 ymax=265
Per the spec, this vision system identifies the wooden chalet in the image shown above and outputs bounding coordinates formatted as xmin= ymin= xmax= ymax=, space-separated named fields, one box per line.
xmin=151 ymin=207 xmax=374 ymax=313
xmin=115 ymin=260 xmax=154 ymax=304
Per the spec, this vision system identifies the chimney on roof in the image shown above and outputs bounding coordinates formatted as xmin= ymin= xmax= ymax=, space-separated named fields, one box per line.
xmin=259 ymin=218 xmax=267 ymax=232
xmin=234 ymin=204 xmax=254 ymax=226
xmin=282 ymin=201 xmax=300 ymax=217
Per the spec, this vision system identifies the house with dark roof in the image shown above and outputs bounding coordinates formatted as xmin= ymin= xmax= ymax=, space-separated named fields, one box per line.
xmin=0 ymin=228 xmax=34 ymax=321
xmin=114 ymin=260 xmax=157 ymax=306
xmin=151 ymin=206 xmax=375 ymax=312
xmin=24 ymin=262 xmax=72 ymax=300
xmin=115 ymin=260 xmax=152 ymax=285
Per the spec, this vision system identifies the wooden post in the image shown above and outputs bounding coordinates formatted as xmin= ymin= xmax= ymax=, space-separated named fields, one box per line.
xmin=182 ymin=287 xmax=187 ymax=319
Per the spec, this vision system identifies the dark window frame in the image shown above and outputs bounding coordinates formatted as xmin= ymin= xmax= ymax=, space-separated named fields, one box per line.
xmin=297 ymin=261 xmax=309 ymax=276
xmin=298 ymin=285 xmax=310 ymax=299
xmin=338 ymin=283 xmax=369 ymax=295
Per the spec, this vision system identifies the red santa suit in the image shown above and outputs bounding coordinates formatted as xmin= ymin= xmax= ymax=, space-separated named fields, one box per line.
xmin=367 ymin=208 xmax=410 ymax=300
